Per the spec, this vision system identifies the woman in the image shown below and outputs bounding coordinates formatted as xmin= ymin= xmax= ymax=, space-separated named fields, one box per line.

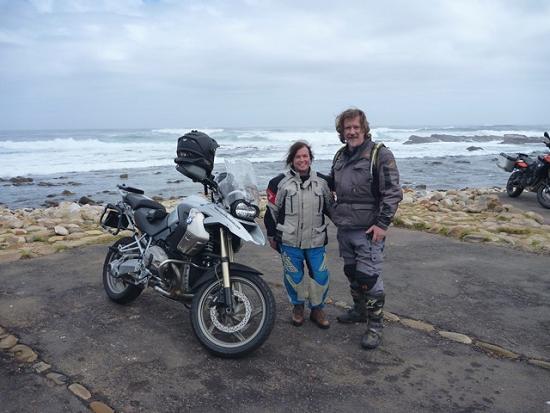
xmin=264 ymin=141 xmax=333 ymax=328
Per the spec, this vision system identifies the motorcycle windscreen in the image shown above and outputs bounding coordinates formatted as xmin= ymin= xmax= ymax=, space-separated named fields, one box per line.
xmin=216 ymin=159 xmax=261 ymax=208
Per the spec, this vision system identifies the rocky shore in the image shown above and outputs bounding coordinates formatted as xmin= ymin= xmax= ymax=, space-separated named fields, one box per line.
xmin=393 ymin=188 xmax=550 ymax=254
xmin=0 ymin=187 xmax=548 ymax=264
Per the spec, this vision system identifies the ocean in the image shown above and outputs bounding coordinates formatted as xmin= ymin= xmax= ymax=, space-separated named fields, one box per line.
xmin=1 ymin=125 xmax=549 ymax=209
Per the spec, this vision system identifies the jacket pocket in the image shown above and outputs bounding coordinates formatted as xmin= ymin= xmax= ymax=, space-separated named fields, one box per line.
xmin=284 ymin=187 xmax=298 ymax=215
xmin=312 ymin=223 xmax=328 ymax=246
xmin=370 ymin=239 xmax=385 ymax=263
xmin=313 ymin=185 xmax=325 ymax=215
xmin=350 ymin=204 xmax=376 ymax=227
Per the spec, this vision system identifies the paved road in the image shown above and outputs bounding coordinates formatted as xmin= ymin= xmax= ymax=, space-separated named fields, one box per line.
xmin=1 ymin=225 xmax=549 ymax=412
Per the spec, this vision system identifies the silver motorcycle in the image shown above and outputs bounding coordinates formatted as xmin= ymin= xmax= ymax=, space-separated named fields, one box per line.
xmin=100 ymin=158 xmax=276 ymax=358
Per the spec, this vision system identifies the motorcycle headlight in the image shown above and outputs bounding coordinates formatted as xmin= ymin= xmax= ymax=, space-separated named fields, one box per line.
xmin=231 ymin=201 xmax=259 ymax=221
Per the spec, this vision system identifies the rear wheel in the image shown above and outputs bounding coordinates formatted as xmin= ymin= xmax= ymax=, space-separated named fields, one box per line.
xmin=103 ymin=237 xmax=144 ymax=304
xmin=537 ymin=182 xmax=550 ymax=209
xmin=506 ymin=171 xmax=524 ymax=197
xmin=191 ymin=272 xmax=276 ymax=358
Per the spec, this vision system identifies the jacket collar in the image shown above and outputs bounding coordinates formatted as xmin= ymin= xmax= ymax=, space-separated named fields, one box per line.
xmin=288 ymin=168 xmax=317 ymax=186
xmin=344 ymin=138 xmax=373 ymax=163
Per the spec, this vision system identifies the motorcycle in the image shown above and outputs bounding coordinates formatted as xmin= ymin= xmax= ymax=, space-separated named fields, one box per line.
xmin=498 ymin=131 xmax=550 ymax=209
xmin=99 ymin=131 xmax=276 ymax=357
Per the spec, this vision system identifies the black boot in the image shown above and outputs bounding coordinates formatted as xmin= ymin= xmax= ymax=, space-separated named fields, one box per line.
xmin=361 ymin=292 xmax=385 ymax=350
xmin=337 ymin=293 xmax=367 ymax=323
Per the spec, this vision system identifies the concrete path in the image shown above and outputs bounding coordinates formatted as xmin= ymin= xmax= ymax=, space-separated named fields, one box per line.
xmin=1 ymin=224 xmax=549 ymax=412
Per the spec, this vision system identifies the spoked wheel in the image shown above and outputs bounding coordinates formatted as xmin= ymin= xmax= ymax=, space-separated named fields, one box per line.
xmin=103 ymin=237 xmax=144 ymax=304
xmin=506 ymin=171 xmax=524 ymax=197
xmin=191 ymin=272 xmax=276 ymax=358
xmin=537 ymin=182 xmax=550 ymax=209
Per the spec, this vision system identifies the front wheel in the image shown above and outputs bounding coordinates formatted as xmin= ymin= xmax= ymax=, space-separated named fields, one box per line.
xmin=103 ymin=237 xmax=144 ymax=304
xmin=191 ymin=272 xmax=276 ymax=358
xmin=506 ymin=171 xmax=524 ymax=197
xmin=537 ymin=182 xmax=550 ymax=209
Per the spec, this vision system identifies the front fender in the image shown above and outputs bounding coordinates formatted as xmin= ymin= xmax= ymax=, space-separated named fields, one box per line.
xmin=189 ymin=262 xmax=264 ymax=294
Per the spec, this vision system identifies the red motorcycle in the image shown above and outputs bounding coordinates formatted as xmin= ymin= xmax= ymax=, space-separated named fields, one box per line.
xmin=498 ymin=132 xmax=550 ymax=209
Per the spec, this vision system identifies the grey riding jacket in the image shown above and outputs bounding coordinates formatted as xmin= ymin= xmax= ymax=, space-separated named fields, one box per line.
xmin=264 ymin=169 xmax=333 ymax=249
xmin=331 ymin=139 xmax=403 ymax=230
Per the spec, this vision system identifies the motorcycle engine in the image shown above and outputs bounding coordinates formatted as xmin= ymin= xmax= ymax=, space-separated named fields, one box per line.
xmin=144 ymin=246 xmax=169 ymax=276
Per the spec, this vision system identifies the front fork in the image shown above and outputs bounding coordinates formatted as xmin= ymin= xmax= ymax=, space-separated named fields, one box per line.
xmin=219 ymin=227 xmax=235 ymax=312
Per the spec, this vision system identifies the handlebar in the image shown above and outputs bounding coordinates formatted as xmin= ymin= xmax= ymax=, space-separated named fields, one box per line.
xmin=116 ymin=184 xmax=144 ymax=194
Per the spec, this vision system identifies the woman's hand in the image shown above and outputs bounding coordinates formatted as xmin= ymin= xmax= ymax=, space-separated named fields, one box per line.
xmin=268 ymin=238 xmax=279 ymax=251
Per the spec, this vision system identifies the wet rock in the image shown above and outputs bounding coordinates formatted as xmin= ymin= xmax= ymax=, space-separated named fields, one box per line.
xmin=68 ymin=383 xmax=92 ymax=400
xmin=61 ymin=190 xmax=75 ymax=196
xmin=383 ymin=311 xmax=400 ymax=322
xmin=33 ymin=361 xmax=51 ymax=373
xmin=475 ymin=341 xmax=519 ymax=359
xmin=120 ymin=173 xmax=128 ymax=179
xmin=0 ymin=334 xmax=18 ymax=350
xmin=528 ymin=359 xmax=550 ymax=370
xmin=90 ymin=401 xmax=115 ymax=413
xmin=466 ymin=146 xmax=483 ymax=151
xmin=78 ymin=196 xmax=96 ymax=205
xmin=42 ymin=200 xmax=59 ymax=208
xmin=9 ymin=344 xmax=38 ymax=363
xmin=10 ymin=176 xmax=34 ymax=185
xmin=500 ymin=134 xmax=542 ymax=144
xmin=46 ymin=372 xmax=68 ymax=385
xmin=400 ymin=318 xmax=435 ymax=332
xmin=438 ymin=331 xmax=472 ymax=344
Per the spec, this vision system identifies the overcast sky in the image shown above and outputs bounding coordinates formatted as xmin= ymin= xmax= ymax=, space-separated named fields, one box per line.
xmin=0 ymin=0 xmax=549 ymax=129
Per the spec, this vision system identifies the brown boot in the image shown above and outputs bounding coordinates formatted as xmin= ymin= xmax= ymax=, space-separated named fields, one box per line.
xmin=292 ymin=304 xmax=305 ymax=326
xmin=309 ymin=307 xmax=330 ymax=329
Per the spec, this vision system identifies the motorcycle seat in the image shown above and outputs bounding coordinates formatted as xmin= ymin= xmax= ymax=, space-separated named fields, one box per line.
xmin=133 ymin=207 xmax=170 ymax=237
xmin=124 ymin=193 xmax=166 ymax=212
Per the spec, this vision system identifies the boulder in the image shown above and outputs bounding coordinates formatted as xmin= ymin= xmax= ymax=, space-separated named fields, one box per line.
xmin=78 ymin=196 xmax=96 ymax=205
xmin=54 ymin=225 xmax=69 ymax=236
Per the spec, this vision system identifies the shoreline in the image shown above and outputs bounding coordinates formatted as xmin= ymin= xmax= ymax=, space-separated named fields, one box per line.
xmin=1 ymin=187 xmax=549 ymax=264
xmin=0 ymin=154 xmax=513 ymax=210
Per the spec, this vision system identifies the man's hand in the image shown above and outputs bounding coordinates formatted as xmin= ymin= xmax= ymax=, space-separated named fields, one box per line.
xmin=366 ymin=225 xmax=386 ymax=243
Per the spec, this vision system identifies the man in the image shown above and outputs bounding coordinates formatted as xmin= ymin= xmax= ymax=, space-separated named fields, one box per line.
xmin=331 ymin=108 xmax=402 ymax=349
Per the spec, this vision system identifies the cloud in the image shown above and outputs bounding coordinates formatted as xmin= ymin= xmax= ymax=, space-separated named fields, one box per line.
xmin=0 ymin=0 xmax=549 ymax=128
